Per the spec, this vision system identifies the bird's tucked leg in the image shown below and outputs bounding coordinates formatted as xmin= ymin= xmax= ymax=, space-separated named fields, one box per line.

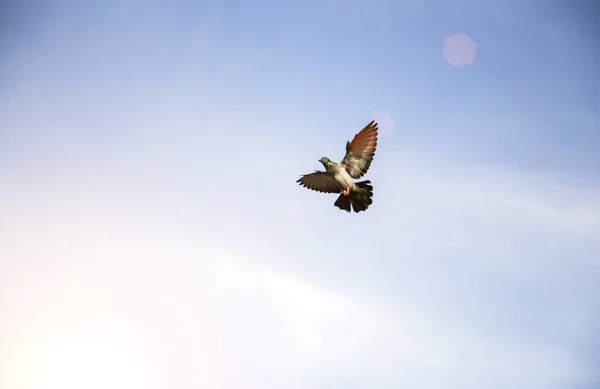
xmin=342 ymin=186 xmax=351 ymax=196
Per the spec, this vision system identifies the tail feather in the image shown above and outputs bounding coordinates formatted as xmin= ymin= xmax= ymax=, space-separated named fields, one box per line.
xmin=334 ymin=181 xmax=373 ymax=213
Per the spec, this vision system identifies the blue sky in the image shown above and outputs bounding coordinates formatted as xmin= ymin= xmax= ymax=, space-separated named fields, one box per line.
xmin=1 ymin=1 xmax=599 ymax=388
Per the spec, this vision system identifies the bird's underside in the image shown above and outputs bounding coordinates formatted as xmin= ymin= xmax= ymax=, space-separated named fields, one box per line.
xmin=296 ymin=120 xmax=379 ymax=213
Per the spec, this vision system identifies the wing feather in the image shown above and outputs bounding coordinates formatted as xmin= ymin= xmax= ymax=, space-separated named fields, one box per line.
xmin=339 ymin=120 xmax=379 ymax=179
xmin=296 ymin=171 xmax=342 ymax=193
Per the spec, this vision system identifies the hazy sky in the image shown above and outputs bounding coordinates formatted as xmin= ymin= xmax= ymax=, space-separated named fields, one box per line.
xmin=1 ymin=1 xmax=599 ymax=388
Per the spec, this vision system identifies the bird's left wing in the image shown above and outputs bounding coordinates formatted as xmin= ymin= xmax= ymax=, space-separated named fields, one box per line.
xmin=339 ymin=120 xmax=379 ymax=179
xmin=296 ymin=171 xmax=342 ymax=193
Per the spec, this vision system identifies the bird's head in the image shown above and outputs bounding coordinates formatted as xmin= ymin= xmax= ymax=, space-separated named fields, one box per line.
xmin=319 ymin=157 xmax=332 ymax=167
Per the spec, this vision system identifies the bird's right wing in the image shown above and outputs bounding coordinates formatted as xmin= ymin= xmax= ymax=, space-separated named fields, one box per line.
xmin=296 ymin=171 xmax=342 ymax=193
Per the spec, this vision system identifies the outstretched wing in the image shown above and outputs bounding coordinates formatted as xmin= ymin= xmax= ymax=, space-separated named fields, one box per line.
xmin=339 ymin=120 xmax=378 ymax=179
xmin=296 ymin=171 xmax=342 ymax=193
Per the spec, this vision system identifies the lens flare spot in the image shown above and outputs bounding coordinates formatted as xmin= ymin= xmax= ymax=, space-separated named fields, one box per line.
xmin=443 ymin=33 xmax=478 ymax=68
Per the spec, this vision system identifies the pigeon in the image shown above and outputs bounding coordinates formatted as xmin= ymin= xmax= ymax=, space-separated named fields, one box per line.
xmin=297 ymin=120 xmax=378 ymax=213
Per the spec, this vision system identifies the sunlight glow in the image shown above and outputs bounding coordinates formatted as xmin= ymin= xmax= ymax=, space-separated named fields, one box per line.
xmin=3 ymin=273 xmax=158 ymax=389
xmin=11 ymin=329 xmax=152 ymax=389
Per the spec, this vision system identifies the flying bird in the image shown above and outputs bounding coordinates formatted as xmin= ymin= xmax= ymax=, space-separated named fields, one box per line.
xmin=297 ymin=120 xmax=378 ymax=213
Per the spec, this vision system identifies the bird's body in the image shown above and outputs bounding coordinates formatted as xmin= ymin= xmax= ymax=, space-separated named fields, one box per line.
xmin=297 ymin=120 xmax=379 ymax=213
xmin=327 ymin=162 xmax=354 ymax=190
